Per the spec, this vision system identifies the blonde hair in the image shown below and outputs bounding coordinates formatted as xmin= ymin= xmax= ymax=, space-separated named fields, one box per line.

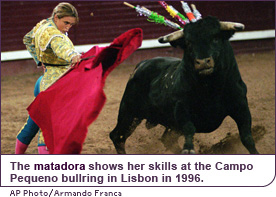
xmin=51 ymin=2 xmax=79 ymax=24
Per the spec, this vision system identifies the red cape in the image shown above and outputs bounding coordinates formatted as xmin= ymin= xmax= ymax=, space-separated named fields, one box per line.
xmin=27 ymin=28 xmax=143 ymax=154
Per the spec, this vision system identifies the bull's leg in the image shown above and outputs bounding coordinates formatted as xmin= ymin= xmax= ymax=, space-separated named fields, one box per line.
xmin=231 ymin=105 xmax=259 ymax=154
xmin=110 ymin=115 xmax=141 ymax=154
xmin=174 ymin=102 xmax=196 ymax=154
xmin=181 ymin=122 xmax=196 ymax=154
xmin=110 ymin=77 xmax=144 ymax=154
xmin=238 ymin=125 xmax=259 ymax=154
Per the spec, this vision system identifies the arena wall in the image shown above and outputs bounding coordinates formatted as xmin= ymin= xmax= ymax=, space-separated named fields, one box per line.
xmin=1 ymin=1 xmax=275 ymax=76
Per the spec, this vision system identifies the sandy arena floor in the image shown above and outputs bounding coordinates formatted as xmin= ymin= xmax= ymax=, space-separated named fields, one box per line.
xmin=1 ymin=50 xmax=275 ymax=154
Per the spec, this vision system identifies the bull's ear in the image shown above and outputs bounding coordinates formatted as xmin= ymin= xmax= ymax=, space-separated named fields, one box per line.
xmin=220 ymin=30 xmax=235 ymax=40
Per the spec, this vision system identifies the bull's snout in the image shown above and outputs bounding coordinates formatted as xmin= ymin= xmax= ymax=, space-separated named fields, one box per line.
xmin=194 ymin=57 xmax=215 ymax=75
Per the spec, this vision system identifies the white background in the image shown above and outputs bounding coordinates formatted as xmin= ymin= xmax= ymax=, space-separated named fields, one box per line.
xmin=1 ymin=155 xmax=275 ymax=196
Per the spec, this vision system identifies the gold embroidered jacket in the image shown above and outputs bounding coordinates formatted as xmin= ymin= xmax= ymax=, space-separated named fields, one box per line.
xmin=23 ymin=18 xmax=79 ymax=66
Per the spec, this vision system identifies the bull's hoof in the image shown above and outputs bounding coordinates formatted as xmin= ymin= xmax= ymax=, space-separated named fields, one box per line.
xmin=113 ymin=142 xmax=126 ymax=154
xmin=181 ymin=149 xmax=196 ymax=154
xmin=117 ymin=150 xmax=126 ymax=154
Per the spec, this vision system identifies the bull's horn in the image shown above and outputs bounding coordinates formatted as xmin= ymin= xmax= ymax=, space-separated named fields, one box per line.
xmin=158 ymin=29 xmax=184 ymax=43
xmin=220 ymin=21 xmax=245 ymax=31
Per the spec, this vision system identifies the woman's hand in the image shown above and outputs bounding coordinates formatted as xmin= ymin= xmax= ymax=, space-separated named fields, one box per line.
xmin=71 ymin=54 xmax=82 ymax=67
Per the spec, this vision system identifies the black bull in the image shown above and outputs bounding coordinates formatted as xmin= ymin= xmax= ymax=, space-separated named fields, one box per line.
xmin=110 ymin=16 xmax=259 ymax=154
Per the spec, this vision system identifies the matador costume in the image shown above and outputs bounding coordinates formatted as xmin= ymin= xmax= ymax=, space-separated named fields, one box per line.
xmin=17 ymin=18 xmax=80 ymax=149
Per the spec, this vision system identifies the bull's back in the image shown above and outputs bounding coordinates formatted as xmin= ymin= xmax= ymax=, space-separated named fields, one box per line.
xmin=132 ymin=57 xmax=181 ymax=78
xmin=127 ymin=56 xmax=182 ymax=100
xmin=122 ymin=57 xmax=182 ymax=123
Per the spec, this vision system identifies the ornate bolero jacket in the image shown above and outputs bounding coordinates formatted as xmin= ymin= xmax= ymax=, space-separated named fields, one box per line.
xmin=23 ymin=18 xmax=79 ymax=66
